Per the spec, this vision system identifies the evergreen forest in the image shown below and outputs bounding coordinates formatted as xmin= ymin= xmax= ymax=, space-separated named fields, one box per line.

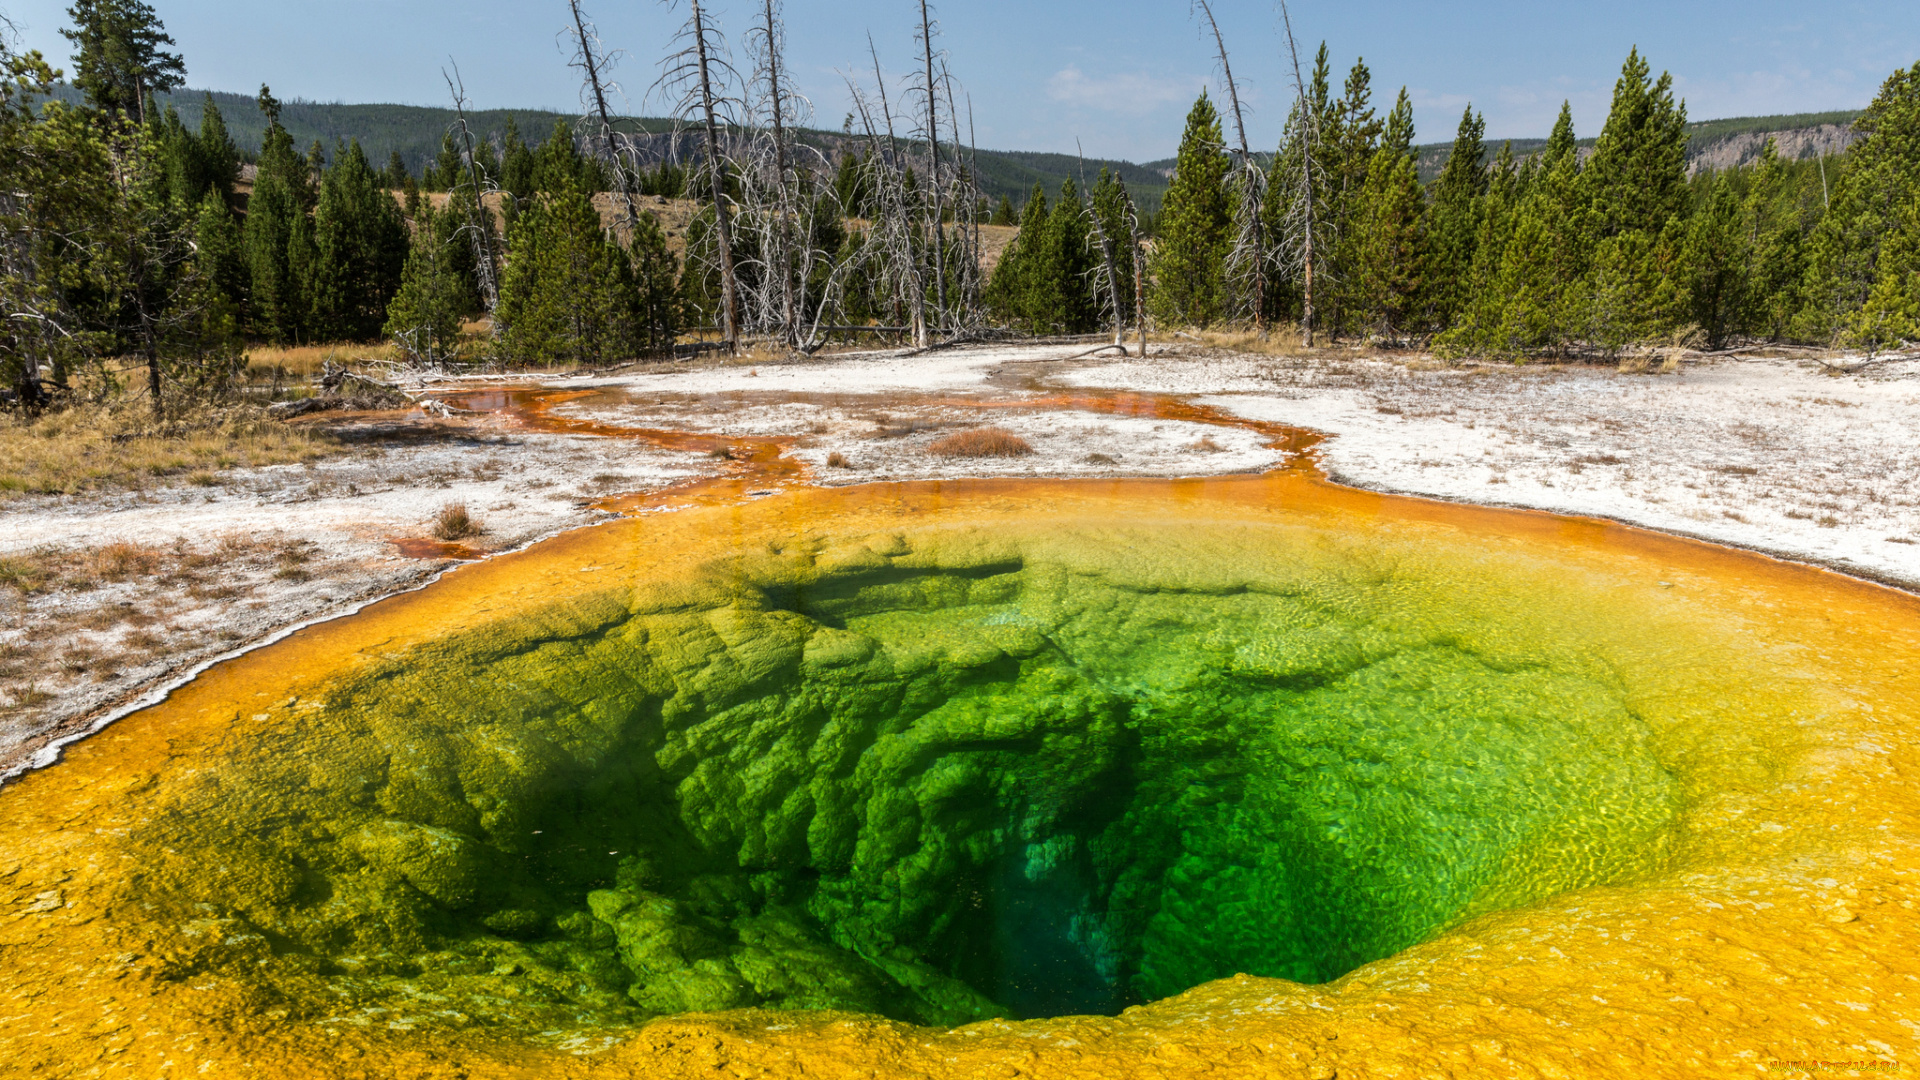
xmin=5 ymin=0 xmax=1920 ymax=418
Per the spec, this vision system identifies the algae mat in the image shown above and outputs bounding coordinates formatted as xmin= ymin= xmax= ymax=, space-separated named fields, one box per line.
xmin=1 ymin=473 xmax=1916 ymax=1079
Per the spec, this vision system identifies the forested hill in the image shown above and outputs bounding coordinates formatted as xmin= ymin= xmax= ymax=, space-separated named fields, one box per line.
xmin=39 ymin=84 xmax=1172 ymax=212
xmin=1134 ymin=109 xmax=1864 ymax=184
xmin=1406 ymin=110 xmax=1862 ymax=182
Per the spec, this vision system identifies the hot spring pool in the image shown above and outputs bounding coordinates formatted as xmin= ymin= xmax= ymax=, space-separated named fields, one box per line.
xmin=1 ymin=473 xmax=1913 ymax=1078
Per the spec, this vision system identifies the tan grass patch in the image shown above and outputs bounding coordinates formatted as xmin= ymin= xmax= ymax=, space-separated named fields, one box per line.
xmin=928 ymin=427 xmax=1034 ymax=459
xmin=1188 ymin=326 xmax=1307 ymax=357
xmin=826 ymin=451 xmax=852 ymax=469
xmin=0 ymin=403 xmax=338 ymax=498
xmin=87 ymin=541 xmax=162 ymax=583
xmin=433 ymin=501 xmax=480 ymax=541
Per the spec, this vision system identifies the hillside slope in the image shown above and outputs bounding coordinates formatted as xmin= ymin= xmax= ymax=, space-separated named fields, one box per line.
xmin=42 ymin=84 xmax=1169 ymax=213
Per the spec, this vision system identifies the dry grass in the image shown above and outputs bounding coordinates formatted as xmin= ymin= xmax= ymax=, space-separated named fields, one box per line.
xmin=826 ymin=451 xmax=852 ymax=469
xmin=1190 ymin=436 xmax=1226 ymax=453
xmin=0 ymin=403 xmax=338 ymax=498
xmin=1188 ymin=326 xmax=1308 ymax=357
xmin=928 ymin=427 xmax=1034 ymax=459
xmin=432 ymin=501 xmax=479 ymax=540
xmin=243 ymin=343 xmax=399 ymax=380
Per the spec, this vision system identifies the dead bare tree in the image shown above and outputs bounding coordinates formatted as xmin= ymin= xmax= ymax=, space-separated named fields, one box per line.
xmin=738 ymin=0 xmax=805 ymax=346
xmin=1129 ymin=202 xmax=1149 ymax=356
xmin=912 ymin=0 xmax=948 ymax=334
xmin=656 ymin=0 xmax=742 ymax=352
xmin=943 ymin=76 xmax=986 ymax=334
xmin=442 ymin=65 xmax=501 ymax=321
xmin=566 ymin=0 xmax=641 ymax=234
xmin=1079 ymin=144 xmax=1126 ymax=349
xmin=1193 ymin=0 xmax=1267 ymax=333
xmin=1274 ymin=0 xmax=1321 ymax=345
xmin=851 ymin=37 xmax=929 ymax=347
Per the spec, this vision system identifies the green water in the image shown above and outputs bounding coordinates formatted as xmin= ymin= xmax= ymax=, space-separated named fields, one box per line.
xmin=128 ymin=522 xmax=1711 ymax=1031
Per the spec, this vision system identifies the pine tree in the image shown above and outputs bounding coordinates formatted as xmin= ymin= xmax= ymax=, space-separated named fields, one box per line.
xmin=60 ymin=0 xmax=185 ymax=122
xmin=1585 ymin=48 xmax=1689 ymax=241
xmin=1682 ymin=172 xmax=1751 ymax=348
xmin=1349 ymin=94 xmax=1425 ymax=340
xmin=196 ymin=95 xmax=239 ymax=202
xmin=382 ymin=151 xmax=409 ymax=190
xmin=309 ymin=140 xmax=409 ymax=340
xmin=243 ymin=87 xmax=316 ymax=342
xmin=1543 ymin=102 xmax=1578 ymax=172
xmin=500 ymin=115 xmax=535 ymax=200
xmin=497 ymin=176 xmax=655 ymax=366
xmin=1744 ymin=140 xmax=1810 ymax=341
xmin=1580 ymin=50 xmax=1690 ymax=350
xmin=832 ymin=149 xmax=870 ymax=218
xmin=1851 ymin=194 xmax=1920 ymax=348
xmin=985 ymin=183 xmax=1047 ymax=329
xmin=428 ymin=188 xmax=485 ymax=316
xmin=1321 ymin=58 xmax=1385 ymax=335
xmin=990 ymin=195 xmax=1015 ymax=227
xmin=1423 ymin=108 xmax=1486 ymax=328
xmin=384 ymin=216 xmax=468 ymax=365
xmin=1036 ymin=179 xmax=1099 ymax=334
xmin=627 ymin=209 xmax=682 ymax=356
xmin=192 ymin=188 xmax=246 ymax=314
xmin=1149 ymin=91 xmax=1230 ymax=327
xmin=1090 ymin=168 xmax=1139 ymax=328
xmin=431 ymin=133 xmax=463 ymax=193
xmin=1801 ymin=60 xmax=1920 ymax=339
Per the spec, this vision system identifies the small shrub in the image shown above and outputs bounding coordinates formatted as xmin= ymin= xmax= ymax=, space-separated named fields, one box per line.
xmin=928 ymin=427 xmax=1034 ymax=459
xmin=433 ymin=502 xmax=478 ymax=540
xmin=88 ymin=541 xmax=160 ymax=582
xmin=188 ymin=471 xmax=219 ymax=487
xmin=123 ymin=629 xmax=166 ymax=652
xmin=0 ymin=555 xmax=50 ymax=593
xmin=826 ymin=452 xmax=852 ymax=469
xmin=8 ymin=683 xmax=53 ymax=709
xmin=1190 ymin=437 xmax=1226 ymax=453
xmin=1817 ymin=514 xmax=1841 ymax=528
xmin=1084 ymin=453 xmax=1118 ymax=465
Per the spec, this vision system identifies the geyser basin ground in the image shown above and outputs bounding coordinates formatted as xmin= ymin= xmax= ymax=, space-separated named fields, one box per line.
xmin=1 ymin=474 xmax=1915 ymax=1079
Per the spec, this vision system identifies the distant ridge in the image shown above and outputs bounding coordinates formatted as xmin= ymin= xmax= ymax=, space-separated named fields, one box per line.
xmin=37 ymin=82 xmax=1861 ymax=203
xmin=38 ymin=84 xmax=1172 ymax=212
xmin=1136 ymin=109 xmax=1864 ymax=183
xmin=1406 ymin=110 xmax=1863 ymax=182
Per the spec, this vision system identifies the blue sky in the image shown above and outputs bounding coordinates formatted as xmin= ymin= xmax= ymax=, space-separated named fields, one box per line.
xmin=4 ymin=1 xmax=1915 ymax=160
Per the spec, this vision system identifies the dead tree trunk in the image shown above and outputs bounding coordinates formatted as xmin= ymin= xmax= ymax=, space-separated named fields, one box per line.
xmin=759 ymin=0 xmax=798 ymax=347
xmin=1079 ymin=146 xmax=1125 ymax=349
xmin=916 ymin=0 xmax=947 ymax=337
xmin=443 ymin=66 xmax=501 ymax=320
xmin=1278 ymin=0 xmax=1318 ymax=346
xmin=1131 ymin=207 xmax=1148 ymax=357
xmin=568 ymin=0 xmax=640 ymax=234
xmin=694 ymin=2 xmax=740 ymax=352
xmin=866 ymin=40 xmax=927 ymax=348
xmin=1194 ymin=0 xmax=1266 ymax=334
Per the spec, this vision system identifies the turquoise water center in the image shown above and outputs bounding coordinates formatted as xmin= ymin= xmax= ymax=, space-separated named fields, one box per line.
xmin=119 ymin=515 xmax=1771 ymax=1034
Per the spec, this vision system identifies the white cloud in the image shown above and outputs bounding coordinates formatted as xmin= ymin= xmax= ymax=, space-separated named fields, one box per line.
xmin=1046 ymin=66 xmax=1203 ymax=116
